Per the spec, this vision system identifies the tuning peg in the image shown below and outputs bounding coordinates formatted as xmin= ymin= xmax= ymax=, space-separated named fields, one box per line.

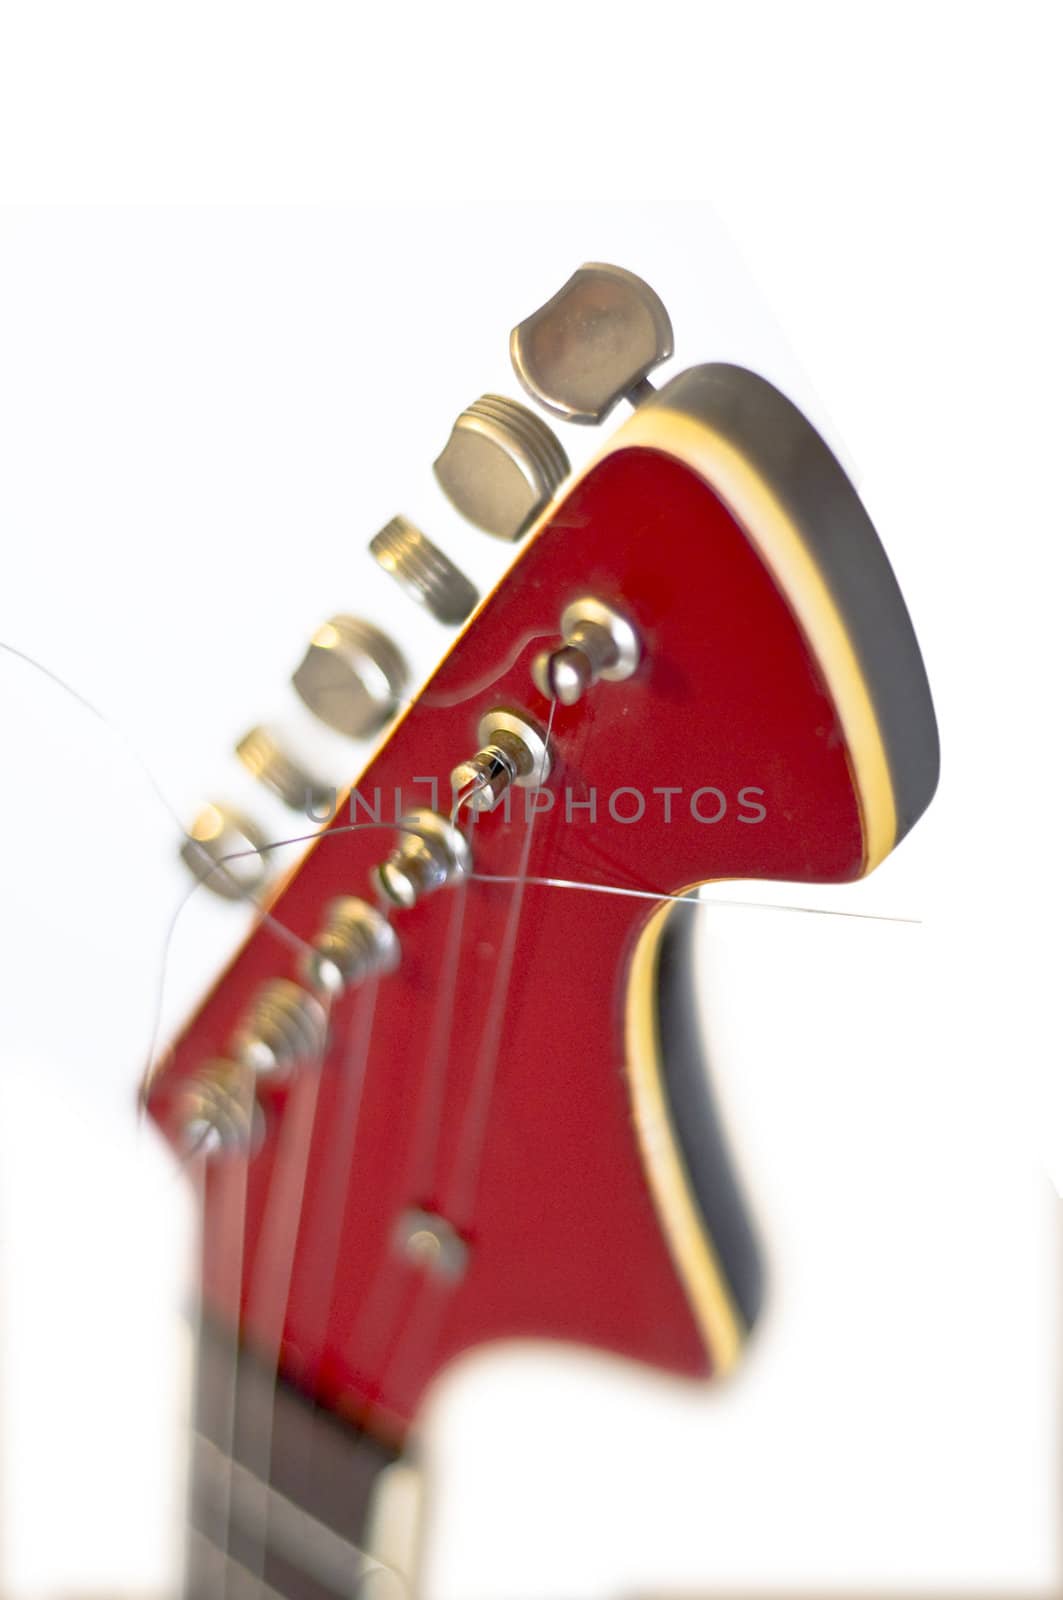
xmin=231 ymin=978 xmax=328 ymax=1078
xmin=174 ymin=1058 xmax=261 ymax=1156
xmin=433 ymin=394 xmax=569 ymax=541
xmin=370 ymin=514 xmax=479 ymax=624
xmin=300 ymin=896 xmax=399 ymax=995
xmin=235 ymin=724 xmax=333 ymax=812
xmin=291 ymin=615 xmax=408 ymax=739
xmin=531 ymin=596 xmax=641 ymax=705
xmin=180 ymin=801 xmax=272 ymax=901
xmin=510 ymin=262 xmax=673 ymax=425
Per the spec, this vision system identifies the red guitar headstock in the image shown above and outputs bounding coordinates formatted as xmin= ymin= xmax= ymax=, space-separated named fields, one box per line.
xmin=148 ymin=270 xmax=938 ymax=1462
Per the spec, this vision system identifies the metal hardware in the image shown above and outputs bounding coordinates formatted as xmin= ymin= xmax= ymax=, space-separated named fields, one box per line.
xmin=174 ymin=1058 xmax=260 ymax=1156
xmin=450 ymin=707 xmax=552 ymax=813
xmin=395 ymin=1208 xmax=468 ymax=1281
xmin=374 ymin=809 xmax=471 ymax=910
xmin=180 ymin=801 xmax=271 ymax=901
xmin=235 ymin=724 xmax=333 ymax=813
xmin=301 ymin=896 xmax=399 ymax=995
xmin=292 ymin=615 xmax=408 ymax=740
xmin=370 ymin=514 xmax=479 ymax=625
xmin=433 ymin=393 xmax=569 ymax=541
xmin=232 ymin=978 xmax=329 ymax=1077
xmin=510 ymin=262 xmax=673 ymax=424
xmin=532 ymin=596 xmax=641 ymax=705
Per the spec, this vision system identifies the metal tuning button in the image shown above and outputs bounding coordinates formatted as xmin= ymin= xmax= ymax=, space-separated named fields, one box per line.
xmin=292 ymin=615 xmax=409 ymax=739
xmin=510 ymin=262 xmax=673 ymax=424
xmin=231 ymin=978 xmax=329 ymax=1078
xmin=301 ymin=896 xmax=399 ymax=996
xmin=174 ymin=1058 xmax=261 ymax=1157
xmin=450 ymin=708 xmax=552 ymax=813
xmin=532 ymin=597 xmax=641 ymax=706
xmin=180 ymin=801 xmax=271 ymax=901
xmin=370 ymin=514 xmax=479 ymax=625
xmin=433 ymin=394 xmax=569 ymax=541
xmin=375 ymin=809 xmax=471 ymax=910
xmin=235 ymin=724 xmax=333 ymax=813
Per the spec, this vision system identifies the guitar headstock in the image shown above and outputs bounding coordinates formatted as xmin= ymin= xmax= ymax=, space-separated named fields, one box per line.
xmin=148 ymin=265 xmax=938 ymax=1448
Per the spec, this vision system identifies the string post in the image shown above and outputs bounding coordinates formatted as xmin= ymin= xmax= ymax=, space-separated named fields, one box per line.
xmin=531 ymin=596 xmax=640 ymax=706
xmin=231 ymin=978 xmax=329 ymax=1079
xmin=375 ymin=809 xmax=471 ymax=910
xmin=450 ymin=707 xmax=552 ymax=815
xmin=173 ymin=1058 xmax=261 ymax=1157
xmin=301 ymin=896 xmax=400 ymax=995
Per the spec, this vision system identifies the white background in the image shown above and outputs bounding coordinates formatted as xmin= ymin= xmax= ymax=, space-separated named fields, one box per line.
xmin=0 ymin=6 xmax=1059 ymax=1599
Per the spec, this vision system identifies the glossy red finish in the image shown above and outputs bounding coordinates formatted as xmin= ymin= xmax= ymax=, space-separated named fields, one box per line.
xmin=151 ymin=446 xmax=865 ymax=1441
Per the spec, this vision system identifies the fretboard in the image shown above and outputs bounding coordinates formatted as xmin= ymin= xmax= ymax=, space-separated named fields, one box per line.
xmin=187 ymin=1318 xmax=400 ymax=1599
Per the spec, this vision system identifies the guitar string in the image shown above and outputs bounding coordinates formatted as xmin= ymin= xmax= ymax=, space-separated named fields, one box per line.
xmin=262 ymin=961 xmax=388 ymax=1582
xmin=235 ymin=996 xmax=333 ymax=1595
xmin=0 ymin=638 xmax=191 ymax=837
xmin=187 ymin=1065 xmax=257 ymax=1598
xmin=442 ymin=698 xmax=558 ymax=1232
xmin=409 ymin=630 xmax=552 ymax=710
xmin=233 ymin=979 xmax=405 ymax=1598
xmin=467 ymin=874 xmax=922 ymax=925
xmin=406 ymin=868 xmax=472 ymax=1200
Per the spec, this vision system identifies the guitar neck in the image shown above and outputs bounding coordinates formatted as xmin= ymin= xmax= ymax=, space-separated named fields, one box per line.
xmin=189 ymin=1318 xmax=402 ymax=1599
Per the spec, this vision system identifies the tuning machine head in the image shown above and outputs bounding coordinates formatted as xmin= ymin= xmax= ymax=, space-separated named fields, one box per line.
xmin=511 ymin=262 xmax=673 ymax=424
xmin=173 ymin=1058 xmax=262 ymax=1157
xmin=292 ymin=615 xmax=409 ymax=740
xmin=301 ymin=896 xmax=400 ymax=996
xmin=433 ymin=394 xmax=569 ymax=541
xmin=370 ymin=514 xmax=479 ymax=625
xmin=180 ymin=801 xmax=272 ymax=900
xmin=232 ymin=977 xmax=329 ymax=1079
xmin=235 ymin=724 xmax=333 ymax=813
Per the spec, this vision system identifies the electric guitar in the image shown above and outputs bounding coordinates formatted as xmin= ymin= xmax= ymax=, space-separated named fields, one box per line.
xmin=145 ymin=263 xmax=939 ymax=1597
